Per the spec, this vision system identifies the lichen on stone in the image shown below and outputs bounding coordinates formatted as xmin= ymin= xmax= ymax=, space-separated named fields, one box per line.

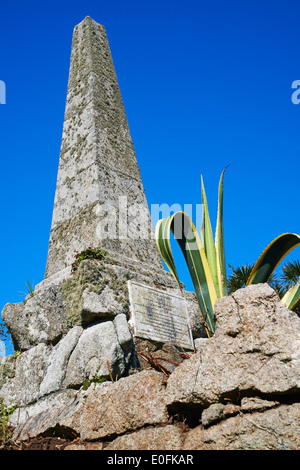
xmin=61 ymin=259 xmax=129 ymax=328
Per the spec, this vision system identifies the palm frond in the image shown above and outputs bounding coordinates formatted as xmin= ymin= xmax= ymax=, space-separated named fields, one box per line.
xmin=227 ymin=264 xmax=254 ymax=294
xmin=280 ymin=260 xmax=300 ymax=289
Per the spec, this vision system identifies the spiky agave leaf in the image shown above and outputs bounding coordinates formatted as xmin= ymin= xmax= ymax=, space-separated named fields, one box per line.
xmin=215 ymin=167 xmax=228 ymax=297
xmin=200 ymin=175 xmax=219 ymax=296
xmin=200 ymin=167 xmax=228 ymax=298
xmin=155 ymin=211 xmax=217 ymax=336
xmin=247 ymin=233 xmax=300 ymax=286
xmin=155 ymin=213 xmax=181 ymax=286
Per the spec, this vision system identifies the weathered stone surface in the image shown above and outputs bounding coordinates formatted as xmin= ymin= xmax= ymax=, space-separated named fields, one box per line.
xmin=2 ymin=285 xmax=67 ymax=351
xmin=1 ymin=253 xmax=194 ymax=367
xmin=193 ymin=337 xmax=209 ymax=351
xmin=0 ymin=344 xmax=50 ymax=406
xmin=64 ymin=441 xmax=104 ymax=450
xmin=0 ymin=314 xmax=133 ymax=408
xmin=166 ymin=284 xmax=300 ymax=409
xmin=81 ymin=286 xmax=124 ymax=322
xmin=59 ymin=258 xmax=130 ymax=328
xmin=10 ymin=383 xmax=112 ymax=441
xmin=240 ymin=396 xmax=280 ymax=412
xmin=63 ymin=321 xmax=127 ymax=387
xmin=5 ymin=280 xmax=300 ymax=449
xmin=134 ymin=338 xmax=186 ymax=374
xmin=9 ymin=389 xmax=78 ymax=428
xmin=201 ymin=403 xmax=240 ymax=427
xmin=12 ymin=398 xmax=81 ymax=441
xmin=183 ymin=404 xmax=300 ymax=450
xmin=114 ymin=313 xmax=134 ymax=357
xmin=80 ymin=370 xmax=168 ymax=440
xmin=58 ymin=257 xmax=181 ymax=329
xmin=45 ymin=16 xmax=163 ymax=278
xmin=39 ymin=326 xmax=83 ymax=397
xmin=0 ymin=255 xmax=195 ymax=409
xmin=105 ymin=425 xmax=184 ymax=450
xmin=0 ymin=354 xmax=15 ymax=389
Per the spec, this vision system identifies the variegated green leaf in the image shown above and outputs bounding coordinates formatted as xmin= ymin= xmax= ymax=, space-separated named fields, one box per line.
xmin=215 ymin=167 xmax=228 ymax=297
xmin=201 ymin=175 xmax=219 ymax=297
xmin=247 ymin=233 xmax=300 ymax=285
xmin=281 ymin=282 xmax=300 ymax=311
xmin=155 ymin=215 xmax=180 ymax=286
xmin=155 ymin=211 xmax=217 ymax=336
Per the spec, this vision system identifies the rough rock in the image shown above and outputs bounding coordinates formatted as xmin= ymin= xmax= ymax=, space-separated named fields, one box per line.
xmin=81 ymin=286 xmax=124 ymax=322
xmin=0 ymin=354 xmax=15 ymax=389
xmin=133 ymin=338 xmax=186 ymax=374
xmin=183 ymin=404 xmax=300 ymax=450
xmin=2 ymin=285 xmax=67 ymax=351
xmin=0 ymin=316 xmax=133 ymax=406
xmin=2 ymin=283 xmax=300 ymax=450
xmin=62 ymin=321 xmax=128 ymax=387
xmin=0 ymin=343 xmax=50 ymax=406
xmin=39 ymin=326 xmax=83 ymax=396
xmin=114 ymin=313 xmax=134 ymax=368
xmin=240 ymin=396 xmax=280 ymax=412
xmin=1 ymin=256 xmax=193 ymax=347
xmin=10 ymin=383 xmax=112 ymax=441
xmin=64 ymin=441 xmax=104 ymax=450
xmin=80 ymin=370 xmax=168 ymax=440
xmin=201 ymin=403 xmax=240 ymax=427
xmin=105 ymin=425 xmax=184 ymax=450
xmin=9 ymin=389 xmax=79 ymax=428
xmin=12 ymin=397 xmax=81 ymax=441
xmin=166 ymin=284 xmax=300 ymax=410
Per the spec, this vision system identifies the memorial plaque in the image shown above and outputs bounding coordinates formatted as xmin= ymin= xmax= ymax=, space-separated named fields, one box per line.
xmin=128 ymin=281 xmax=194 ymax=350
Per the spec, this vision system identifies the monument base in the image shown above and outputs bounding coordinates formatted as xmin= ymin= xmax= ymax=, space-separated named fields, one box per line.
xmin=1 ymin=256 xmax=205 ymax=407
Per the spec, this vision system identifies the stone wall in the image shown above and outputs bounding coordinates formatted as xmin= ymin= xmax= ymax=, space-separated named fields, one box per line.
xmin=1 ymin=283 xmax=299 ymax=450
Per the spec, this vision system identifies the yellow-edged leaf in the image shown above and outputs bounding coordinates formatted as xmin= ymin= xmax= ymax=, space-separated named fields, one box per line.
xmin=201 ymin=175 xmax=219 ymax=297
xmin=155 ymin=211 xmax=217 ymax=336
xmin=281 ymin=282 xmax=300 ymax=311
xmin=247 ymin=233 xmax=300 ymax=285
xmin=215 ymin=167 xmax=228 ymax=297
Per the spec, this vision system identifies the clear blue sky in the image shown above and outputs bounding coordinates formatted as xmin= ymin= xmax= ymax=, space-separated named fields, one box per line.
xmin=1 ymin=0 xmax=300 ymax=354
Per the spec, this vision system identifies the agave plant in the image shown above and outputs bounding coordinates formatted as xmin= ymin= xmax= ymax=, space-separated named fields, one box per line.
xmin=155 ymin=168 xmax=300 ymax=338
xmin=155 ymin=168 xmax=228 ymax=337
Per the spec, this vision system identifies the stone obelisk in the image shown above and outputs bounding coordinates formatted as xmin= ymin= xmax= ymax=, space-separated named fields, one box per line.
xmin=0 ymin=19 xmax=197 ymax=410
xmin=45 ymin=16 xmax=163 ymax=278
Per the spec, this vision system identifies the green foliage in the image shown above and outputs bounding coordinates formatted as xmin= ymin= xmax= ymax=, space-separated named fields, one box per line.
xmin=72 ymin=247 xmax=106 ymax=273
xmin=228 ymin=260 xmax=300 ymax=315
xmin=0 ymin=398 xmax=17 ymax=444
xmin=227 ymin=264 xmax=278 ymax=294
xmin=246 ymin=234 xmax=300 ymax=311
xmin=155 ymin=169 xmax=300 ymax=336
xmin=227 ymin=264 xmax=254 ymax=294
xmin=280 ymin=260 xmax=300 ymax=290
xmin=82 ymin=374 xmax=107 ymax=391
xmin=155 ymin=169 xmax=228 ymax=337
xmin=25 ymin=279 xmax=35 ymax=298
